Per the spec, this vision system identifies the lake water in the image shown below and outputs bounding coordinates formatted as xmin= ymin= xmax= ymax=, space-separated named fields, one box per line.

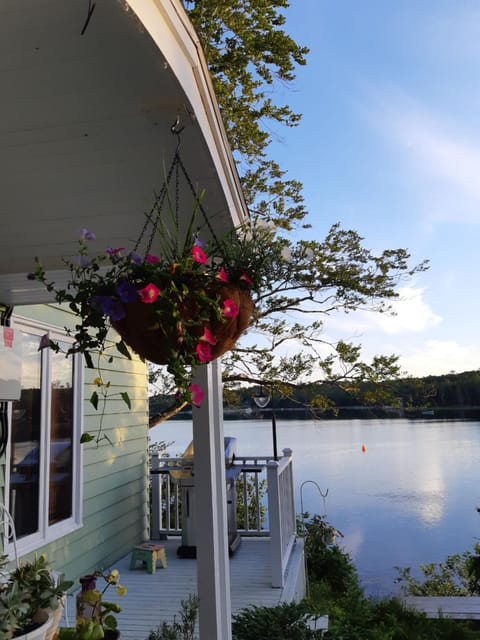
xmin=149 ymin=417 xmax=480 ymax=596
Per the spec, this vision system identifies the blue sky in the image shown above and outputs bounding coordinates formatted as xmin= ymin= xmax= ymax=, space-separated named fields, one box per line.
xmin=268 ymin=0 xmax=480 ymax=377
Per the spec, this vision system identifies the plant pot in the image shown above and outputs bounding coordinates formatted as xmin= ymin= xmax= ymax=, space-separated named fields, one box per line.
xmin=79 ymin=575 xmax=97 ymax=592
xmin=44 ymin=595 xmax=67 ymax=640
xmin=112 ymin=282 xmax=254 ymax=365
xmin=14 ymin=612 xmax=53 ymax=640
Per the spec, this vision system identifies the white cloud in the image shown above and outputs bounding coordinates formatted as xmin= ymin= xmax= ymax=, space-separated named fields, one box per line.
xmin=398 ymin=339 xmax=480 ymax=377
xmin=327 ymin=286 xmax=441 ymax=338
xmin=372 ymin=286 xmax=442 ymax=335
xmin=366 ymin=90 xmax=480 ymax=226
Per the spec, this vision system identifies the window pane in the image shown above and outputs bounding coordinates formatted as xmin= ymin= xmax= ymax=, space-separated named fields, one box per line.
xmin=49 ymin=343 xmax=74 ymax=525
xmin=9 ymin=333 xmax=41 ymax=538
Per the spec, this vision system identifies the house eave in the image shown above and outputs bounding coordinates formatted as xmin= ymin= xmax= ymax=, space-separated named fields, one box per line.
xmin=0 ymin=0 xmax=247 ymax=306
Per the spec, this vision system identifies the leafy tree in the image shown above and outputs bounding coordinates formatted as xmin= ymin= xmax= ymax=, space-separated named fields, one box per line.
xmin=183 ymin=0 xmax=308 ymax=228
xmin=149 ymin=1 xmax=428 ymax=422
xmin=395 ymin=544 xmax=480 ymax=597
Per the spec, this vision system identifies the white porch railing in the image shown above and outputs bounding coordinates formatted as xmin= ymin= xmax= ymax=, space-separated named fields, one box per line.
xmin=149 ymin=448 xmax=297 ymax=587
xmin=267 ymin=448 xmax=296 ymax=587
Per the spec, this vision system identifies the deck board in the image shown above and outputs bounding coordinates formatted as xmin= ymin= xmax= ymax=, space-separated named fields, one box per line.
xmin=404 ymin=596 xmax=480 ymax=619
xmin=63 ymin=537 xmax=302 ymax=640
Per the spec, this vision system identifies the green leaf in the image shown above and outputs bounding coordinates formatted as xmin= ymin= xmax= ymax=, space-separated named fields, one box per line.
xmin=120 ymin=392 xmax=131 ymax=409
xmin=103 ymin=614 xmax=118 ymax=629
xmin=103 ymin=433 xmax=113 ymax=446
xmin=80 ymin=432 xmax=95 ymax=444
xmin=116 ymin=340 xmax=132 ymax=359
xmin=90 ymin=391 xmax=99 ymax=410
xmin=84 ymin=351 xmax=94 ymax=369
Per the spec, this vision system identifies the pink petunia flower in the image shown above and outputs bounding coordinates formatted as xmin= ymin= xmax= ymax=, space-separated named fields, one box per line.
xmin=195 ymin=341 xmax=212 ymax=363
xmin=139 ymin=283 xmax=160 ymax=303
xmin=222 ymin=298 xmax=239 ymax=318
xmin=146 ymin=254 xmax=160 ymax=264
xmin=200 ymin=327 xmax=217 ymax=345
xmin=217 ymin=267 xmax=228 ymax=282
xmin=189 ymin=383 xmax=204 ymax=407
xmin=192 ymin=245 xmax=207 ymax=264
xmin=240 ymin=271 xmax=253 ymax=285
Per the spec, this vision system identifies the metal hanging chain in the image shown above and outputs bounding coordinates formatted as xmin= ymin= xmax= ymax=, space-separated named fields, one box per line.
xmin=81 ymin=0 xmax=96 ymax=36
xmin=132 ymin=153 xmax=178 ymax=256
xmin=175 ymin=151 xmax=221 ymax=249
xmin=133 ymin=124 xmax=223 ymax=258
xmin=174 ymin=149 xmax=180 ymax=257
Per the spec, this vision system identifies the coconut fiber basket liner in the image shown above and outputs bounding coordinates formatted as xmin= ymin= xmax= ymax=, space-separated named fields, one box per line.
xmin=111 ymin=283 xmax=254 ymax=365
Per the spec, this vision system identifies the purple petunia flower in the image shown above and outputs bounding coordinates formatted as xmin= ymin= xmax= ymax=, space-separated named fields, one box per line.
xmin=107 ymin=298 xmax=126 ymax=321
xmin=129 ymin=251 xmax=143 ymax=265
xmin=74 ymin=255 xmax=91 ymax=267
xmin=116 ymin=280 xmax=139 ymax=303
xmin=105 ymin=246 xmax=125 ymax=263
xmin=92 ymin=295 xmax=126 ymax=321
xmin=80 ymin=229 xmax=96 ymax=241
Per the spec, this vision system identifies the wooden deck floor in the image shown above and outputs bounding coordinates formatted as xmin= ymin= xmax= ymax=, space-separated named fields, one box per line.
xmin=66 ymin=537 xmax=304 ymax=640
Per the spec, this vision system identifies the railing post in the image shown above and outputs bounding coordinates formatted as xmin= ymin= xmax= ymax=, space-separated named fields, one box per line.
xmin=267 ymin=459 xmax=284 ymax=588
xmin=192 ymin=361 xmax=232 ymax=640
xmin=282 ymin=448 xmax=296 ymax=536
xmin=150 ymin=452 xmax=160 ymax=539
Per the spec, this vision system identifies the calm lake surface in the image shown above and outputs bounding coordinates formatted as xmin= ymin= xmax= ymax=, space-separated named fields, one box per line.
xmin=149 ymin=417 xmax=480 ymax=596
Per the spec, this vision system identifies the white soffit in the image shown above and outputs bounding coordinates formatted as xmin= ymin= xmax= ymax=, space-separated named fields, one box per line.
xmin=0 ymin=0 xmax=247 ymax=306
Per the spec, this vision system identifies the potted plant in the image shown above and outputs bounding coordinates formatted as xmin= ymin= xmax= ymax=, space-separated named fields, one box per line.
xmin=0 ymin=554 xmax=73 ymax=640
xmin=57 ymin=568 xmax=126 ymax=640
xmin=29 ymin=207 xmax=280 ymax=415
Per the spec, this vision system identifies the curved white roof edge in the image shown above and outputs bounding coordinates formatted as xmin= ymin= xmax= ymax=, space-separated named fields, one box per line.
xmin=127 ymin=0 xmax=247 ymax=228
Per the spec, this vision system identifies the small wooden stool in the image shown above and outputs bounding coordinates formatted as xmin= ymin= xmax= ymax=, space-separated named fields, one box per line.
xmin=129 ymin=542 xmax=167 ymax=574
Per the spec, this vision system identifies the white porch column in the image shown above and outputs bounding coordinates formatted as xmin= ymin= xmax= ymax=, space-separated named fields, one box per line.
xmin=192 ymin=360 xmax=232 ymax=640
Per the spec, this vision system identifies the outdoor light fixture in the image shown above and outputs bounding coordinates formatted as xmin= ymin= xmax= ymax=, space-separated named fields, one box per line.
xmin=252 ymin=390 xmax=270 ymax=409
xmin=253 ymin=387 xmax=278 ymax=461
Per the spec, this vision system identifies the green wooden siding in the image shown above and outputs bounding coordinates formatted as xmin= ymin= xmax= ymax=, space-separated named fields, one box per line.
xmin=7 ymin=304 xmax=150 ymax=584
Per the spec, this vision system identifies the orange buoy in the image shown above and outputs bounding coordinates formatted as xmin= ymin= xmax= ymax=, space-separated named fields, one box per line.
xmin=361 ymin=444 xmax=367 ymax=453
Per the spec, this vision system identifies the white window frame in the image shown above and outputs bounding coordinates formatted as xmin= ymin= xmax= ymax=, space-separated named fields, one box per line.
xmin=4 ymin=315 xmax=83 ymax=559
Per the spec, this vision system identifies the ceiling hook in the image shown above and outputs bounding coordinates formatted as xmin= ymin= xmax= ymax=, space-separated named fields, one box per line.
xmin=171 ymin=116 xmax=185 ymax=153
xmin=171 ymin=115 xmax=185 ymax=136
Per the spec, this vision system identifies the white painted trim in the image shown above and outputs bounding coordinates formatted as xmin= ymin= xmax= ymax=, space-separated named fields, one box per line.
xmin=192 ymin=361 xmax=232 ymax=640
xmin=3 ymin=317 xmax=84 ymax=559
xmin=267 ymin=459 xmax=283 ymax=588
xmin=125 ymin=0 xmax=247 ymax=227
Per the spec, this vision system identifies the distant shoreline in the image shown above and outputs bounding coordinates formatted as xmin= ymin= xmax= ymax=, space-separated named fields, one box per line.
xmin=160 ymin=406 xmax=480 ymax=421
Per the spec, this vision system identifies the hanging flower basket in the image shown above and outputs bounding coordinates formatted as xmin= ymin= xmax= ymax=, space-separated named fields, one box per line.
xmin=29 ymin=138 xmax=282 ymax=415
xmin=111 ymin=282 xmax=254 ymax=365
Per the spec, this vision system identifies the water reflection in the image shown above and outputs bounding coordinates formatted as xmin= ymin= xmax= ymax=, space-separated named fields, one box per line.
xmin=151 ymin=417 xmax=480 ymax=595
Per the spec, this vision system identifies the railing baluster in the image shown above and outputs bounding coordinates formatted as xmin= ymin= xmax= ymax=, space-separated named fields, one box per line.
xmin=150 ymin=454 xmax=294 ymax=551
xmin=240 ymin=471 xmax=247 ymax=530
xmin=254 ymin=470 xmax=261 ymax=530
xmin=151 ymin=452 xmax=160 ymax=537
xmin=174 ymin=481 xmax=180 ymax=530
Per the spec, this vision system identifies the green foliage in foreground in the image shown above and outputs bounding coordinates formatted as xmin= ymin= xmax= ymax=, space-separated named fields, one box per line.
xmin=395 ymin=543 xmax=480 ymax=596
xmin=147 ymin=595 xmax=198 ymax=640
xmin=299 ymin=514 xmax=480 ymax=640
xmin=232 ymin=601 xmax=324 ymax=639
xmin=147 ymin=516 xmax=480 ymax=639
